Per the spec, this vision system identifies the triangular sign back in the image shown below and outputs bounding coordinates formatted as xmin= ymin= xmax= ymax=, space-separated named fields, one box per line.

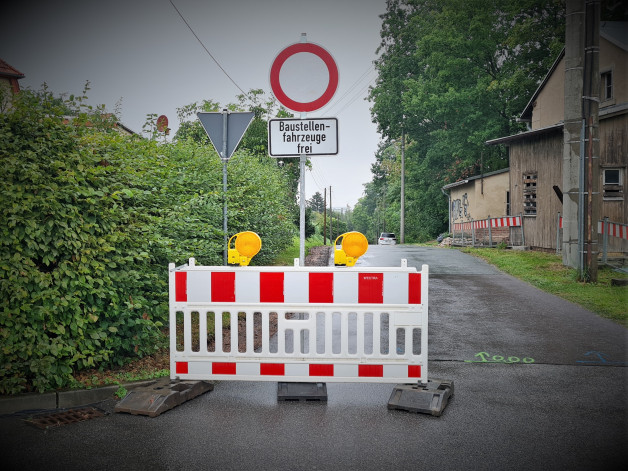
xmin=197 ymin=111 xmax=255 ymax=160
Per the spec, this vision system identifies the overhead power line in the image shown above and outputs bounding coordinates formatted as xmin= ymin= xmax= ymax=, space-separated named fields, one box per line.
xmin=169 ymin=0 xmax=246 ymax=95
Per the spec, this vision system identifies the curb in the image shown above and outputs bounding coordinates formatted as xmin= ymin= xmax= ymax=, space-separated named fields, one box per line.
xmin=0 ymin=380 xmax=158 ymax=416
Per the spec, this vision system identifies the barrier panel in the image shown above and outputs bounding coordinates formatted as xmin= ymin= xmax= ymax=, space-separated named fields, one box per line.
xmin=598 ymin=218 xmax=628 ymax=263
xmin=169 ymin=258 xmax=429 ymax=385
xmin=452 ymin=215 xmax=523 ymax=247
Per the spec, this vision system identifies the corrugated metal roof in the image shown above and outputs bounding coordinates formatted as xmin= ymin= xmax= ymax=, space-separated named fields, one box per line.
xmin=485 ymin=123 xmax=563 ymax=146
xmin=442 ymin=167 xmax=509 ymax=190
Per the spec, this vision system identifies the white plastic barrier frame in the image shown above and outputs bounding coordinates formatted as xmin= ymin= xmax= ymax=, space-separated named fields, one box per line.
xmin=169 ymin=258 xmax=428 ymax=384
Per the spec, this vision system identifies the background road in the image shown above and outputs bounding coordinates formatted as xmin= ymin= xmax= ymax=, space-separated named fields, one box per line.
xmin=2 ymin=246 xmax=626 ymax=470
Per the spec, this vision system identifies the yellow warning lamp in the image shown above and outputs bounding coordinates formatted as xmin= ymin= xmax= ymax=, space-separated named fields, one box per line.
xmin=334 ymin=231 xmax=368 ymax=267
xmin=228 ymin=231 xmax=261 ymax=266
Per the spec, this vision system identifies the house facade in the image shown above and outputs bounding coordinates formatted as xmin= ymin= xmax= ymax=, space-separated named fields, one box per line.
xmin=486 ymin=22 xmax=627 ymax=255
xmin=442 ymin=168 xmax=512 ymax=245
xmin=444 ymin=168 xmax=510 ymax=223
xmin=0 ymin=58 xmax=24 ymax=111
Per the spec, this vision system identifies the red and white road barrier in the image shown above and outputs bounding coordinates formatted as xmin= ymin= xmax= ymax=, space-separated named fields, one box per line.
xmin=598 ymin=220 xmax=628 ymax=240
xmin=453 ymin=216 xmax=521 ymax=232
xmin=169 ymin=259 xmax=429 ymax=384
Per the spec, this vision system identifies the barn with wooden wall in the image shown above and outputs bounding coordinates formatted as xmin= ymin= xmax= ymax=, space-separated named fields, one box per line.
xmin=486 ymin=23 xmax=627 ymax=256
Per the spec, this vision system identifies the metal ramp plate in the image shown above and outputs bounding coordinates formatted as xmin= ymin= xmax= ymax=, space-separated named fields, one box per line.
xmin=277 ymin=382 xmax=328 ymax=401
xmin=387 ymin=379 xmax=454 ymax=416
xmin=115 ymin=378 xmax=213 ymax=417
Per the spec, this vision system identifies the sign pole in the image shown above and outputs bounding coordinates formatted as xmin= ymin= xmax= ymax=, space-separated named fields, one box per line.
xmin=299 ymin=152 xmax=306 ymax=266
xmin=268 ymin=34 xmax=339 ymax=266
xmin=222 ymin=109 xmax=228 ymax=266
xmin=196 ymin=110 xmax=254 ymax=266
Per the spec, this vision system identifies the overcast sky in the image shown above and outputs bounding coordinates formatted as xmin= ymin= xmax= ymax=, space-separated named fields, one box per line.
xmin=1 ymin=0 xmax=387 ymax=208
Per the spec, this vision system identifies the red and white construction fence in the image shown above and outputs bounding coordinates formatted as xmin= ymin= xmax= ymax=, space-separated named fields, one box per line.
xmin=598 ymin=219 xmax=628 ymax=240
xmin=453 ymin=216 xmax=522 ymax=232
xmin=169 ymin=258 xmax=429 ymax=384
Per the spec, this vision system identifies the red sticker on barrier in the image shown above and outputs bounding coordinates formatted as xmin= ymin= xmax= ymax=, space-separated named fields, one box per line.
xmin=409 ymin=273 xmax=421 ymax=304
xmin=260 ymin=272 xmax=284 ymax=303
xmin=309 ymin=272 xmax=334 ymax=303
xmin=358 ymin=273 xmax=383 ymax=303
xmin=408 ymin=365 xmax=421 ymax=378
xmin=309 ymin=364 xmax=334 ymax=376
xmin=358 ymin=364 xmax=383 ymax=377
xmin=212 ymin=362 xmax=236 ymax=374
xmin=175 ymin=272 xmax=187 ymax=302
xmin=211 ymin=272 xmax=235 ymax=302
xmin=175 ymin=362 xmax=188 ymax=374
xmin=261 ymin=363 xmax=285 ymax=376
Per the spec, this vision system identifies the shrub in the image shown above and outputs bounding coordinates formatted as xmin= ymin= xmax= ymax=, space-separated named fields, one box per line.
xmin=0 ymin=88 xmax=295 ymax=393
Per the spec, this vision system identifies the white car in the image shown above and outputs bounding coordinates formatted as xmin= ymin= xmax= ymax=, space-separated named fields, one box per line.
xmin=378 ymin=232 xmax=397 ymax=245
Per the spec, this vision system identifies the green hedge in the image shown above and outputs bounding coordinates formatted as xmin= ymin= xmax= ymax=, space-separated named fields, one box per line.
xmin=0 ymin=90 xmax=294 ymax=393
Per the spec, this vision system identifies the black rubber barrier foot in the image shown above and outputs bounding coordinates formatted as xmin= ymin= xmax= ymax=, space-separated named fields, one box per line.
xmin=277 ymin=382 xmax=328 ymax=401
xmin=114 ymin=377 xmax=214 ymax=417
xmin=387 ymin=379 xmax=454 ymax=416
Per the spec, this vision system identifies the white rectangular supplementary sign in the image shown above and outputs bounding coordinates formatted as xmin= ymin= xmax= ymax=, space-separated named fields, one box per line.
xmin=268 ymin=118 xmax=338 ymax=157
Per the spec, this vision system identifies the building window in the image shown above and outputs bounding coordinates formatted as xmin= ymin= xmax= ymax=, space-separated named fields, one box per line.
xmin=603 ymin=168 xmax=623 ymax=200
xmin=601 ymin=71 xmax=613 ymax=101
xmin=523 ymin=173 xmax=537 ymax=216
xmin=506 ymin=191 xmax=511 ymax=216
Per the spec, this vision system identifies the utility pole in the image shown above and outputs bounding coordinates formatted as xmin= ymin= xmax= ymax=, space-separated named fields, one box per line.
xmin=329 ymin=186 xmax=333 ymax=243
xmin=323 ymin=188 xmax=327 ymax=245
xmin=562 ymin=0 xmax=599 ymax=281
xmin=400 ymin=127 xmax=405 ymax=244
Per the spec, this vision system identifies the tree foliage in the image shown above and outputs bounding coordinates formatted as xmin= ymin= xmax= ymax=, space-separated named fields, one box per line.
xmin=307 ymin=191 xmax=325 ymax=213
xmin=361 ymin=0 xmax=565 ymax=241
xmin=0 ymin=87 xmax=295 ymax=394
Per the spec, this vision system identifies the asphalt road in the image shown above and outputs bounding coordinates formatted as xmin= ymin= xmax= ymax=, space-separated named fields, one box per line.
xmin=1 ymin=245 xmax=626 ymax=470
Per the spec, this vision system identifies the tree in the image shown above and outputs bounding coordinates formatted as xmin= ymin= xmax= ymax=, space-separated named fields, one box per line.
xmin=368 ymin=0 xmax=565 ymax=241
xmin=307 ymin=191 xmax=325 ymax=212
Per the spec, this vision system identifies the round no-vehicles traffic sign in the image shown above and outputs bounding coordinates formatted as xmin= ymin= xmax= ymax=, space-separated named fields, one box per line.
xmin=270 ymin=41 xmax=338 ymax=113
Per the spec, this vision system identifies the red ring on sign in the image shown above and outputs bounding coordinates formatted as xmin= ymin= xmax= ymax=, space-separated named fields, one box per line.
xmin=270 ymin=42 xmax=339 ymax=112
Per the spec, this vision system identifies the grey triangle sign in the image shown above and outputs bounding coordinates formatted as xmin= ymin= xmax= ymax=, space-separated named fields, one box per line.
xmin=197 ymin=111 xmax=255 ymax=160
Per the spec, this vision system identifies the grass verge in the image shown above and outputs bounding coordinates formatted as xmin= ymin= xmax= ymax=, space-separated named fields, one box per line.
xmin=272 ymin=234 xmax=325 ymax=265
xmin=460 ymin=247 xmax=627 ymax=326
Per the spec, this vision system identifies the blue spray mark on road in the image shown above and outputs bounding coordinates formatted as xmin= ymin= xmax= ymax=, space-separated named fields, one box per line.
xmin=576 ymin=351 xmax=627 ymax=365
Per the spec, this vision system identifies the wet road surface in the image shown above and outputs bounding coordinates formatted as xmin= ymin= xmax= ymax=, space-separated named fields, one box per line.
xmin=1 ymin=246 xmax=626 ymax=470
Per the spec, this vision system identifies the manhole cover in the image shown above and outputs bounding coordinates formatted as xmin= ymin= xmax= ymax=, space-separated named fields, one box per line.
xmin=25 ymin=407 xmax=106 ymax=429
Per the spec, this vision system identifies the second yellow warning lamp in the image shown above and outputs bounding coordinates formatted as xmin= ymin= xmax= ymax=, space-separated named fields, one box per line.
xmin=334 ymin=231 xmax=368 ymax=267
xmin=228 ymin=231 xmax=261 ymax=266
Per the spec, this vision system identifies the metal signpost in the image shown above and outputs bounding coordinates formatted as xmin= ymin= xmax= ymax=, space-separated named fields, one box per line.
xmin=197 ymin=110 xmax=255 ymax=265
xmin=269 ymin=34 xmax=339 ymax=265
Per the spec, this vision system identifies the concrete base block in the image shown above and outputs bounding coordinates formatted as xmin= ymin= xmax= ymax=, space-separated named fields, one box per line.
xmin=114 ymin=378 xmax=213 ymax=417
xmin=388 ymin=379 xmax=454 ymax=416
xmin=277 ymin=382 xmax=327 ymax=402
